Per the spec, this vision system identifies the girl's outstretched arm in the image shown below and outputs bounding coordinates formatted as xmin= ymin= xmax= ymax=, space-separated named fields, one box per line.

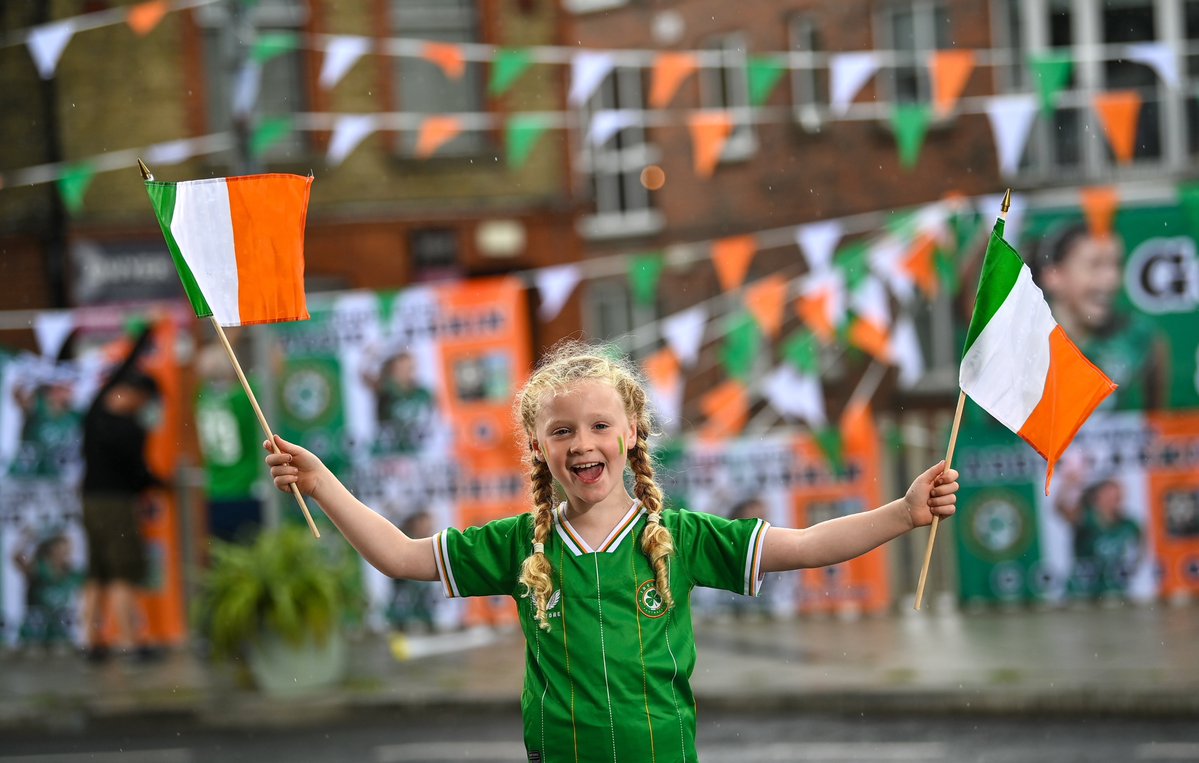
xmin=264 ymin=435 xmax=438 ymax=581
xmin=762 ymin=461 xmax=959 ymax=572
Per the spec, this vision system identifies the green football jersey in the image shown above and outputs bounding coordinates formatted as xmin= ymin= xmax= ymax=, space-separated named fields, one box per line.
xmin=434 ymin=501 xmax=770 ymax=763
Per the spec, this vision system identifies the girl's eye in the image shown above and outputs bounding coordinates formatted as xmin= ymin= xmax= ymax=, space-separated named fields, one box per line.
xmin=594 ymin=423 xmax=609 ymax=431
xmin=552 ymin=428 xmax=570 ymax=437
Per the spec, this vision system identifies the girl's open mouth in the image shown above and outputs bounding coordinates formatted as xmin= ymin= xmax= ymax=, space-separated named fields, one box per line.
xmin=571 ymin=462 xmax=604 ymax=484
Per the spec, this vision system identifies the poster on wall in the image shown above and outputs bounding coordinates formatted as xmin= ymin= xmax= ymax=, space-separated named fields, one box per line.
xmin=656 ymin=427 xmax=887 ymax=619
xmin=0 ymin=312 xmax=187 ymax=648
xmin=271 ymin=277 xmax=531 ymax=631
xmin=954 ymin=199 xmax=1199 ymax=606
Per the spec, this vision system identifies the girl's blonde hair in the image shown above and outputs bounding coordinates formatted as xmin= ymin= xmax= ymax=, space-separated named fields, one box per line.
xmin=516 ymin=340 xmax=675 ymax=631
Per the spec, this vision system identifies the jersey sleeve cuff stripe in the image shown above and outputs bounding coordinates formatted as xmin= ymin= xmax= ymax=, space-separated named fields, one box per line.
xmin=433 ymin=530 xmax=461 ymax=598
xmin=744 ymin=519 xmax=770 ymax=597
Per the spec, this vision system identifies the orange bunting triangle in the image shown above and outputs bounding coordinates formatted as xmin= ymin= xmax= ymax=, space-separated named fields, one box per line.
xmin=699 ymin=380 xmax=749 ymax=440
xmin=796 ymin=290 xmax=836 ymax=343
xmin=688 ymin=111 xmax=733 ymax=178
xmin=841 ymin=400 xmax=878 ymax=456
xmin=1080 ymin=186 xmax=1120 ymax=238
xmin=903 ymin=233 xmax=939 ymax=298
xmin=929 ymin=50 xmax=975 ymax=117
xmin=642 ymin=347 xmax=681 ymax=390
xmin=711 ymin=235 xmax=757 ymax=292
xmin=745 ymin=275 xmax=789 ymax=338
xmin=1093 ymin=91 xmax=1142 ymax=165
xmin=848 ymin=318 xmax=891 ymax=362
xmin=650 ymin=52 xmax=698 ymax=108
xmin=423 ymin=42 xmax=466 ymax=79
xmin=127 ymin=0 xmax=168 ymax=36
xmin=415 ymin=116 xmax=463 ymax=158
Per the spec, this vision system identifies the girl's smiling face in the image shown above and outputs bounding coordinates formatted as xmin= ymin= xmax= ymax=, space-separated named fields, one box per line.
xmin=530 ymin=380 xmax=637 ymax=511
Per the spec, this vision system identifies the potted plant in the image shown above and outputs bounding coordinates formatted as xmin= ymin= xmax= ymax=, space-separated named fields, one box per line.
xmin=194 ymin=524 xmax=366 ymax=696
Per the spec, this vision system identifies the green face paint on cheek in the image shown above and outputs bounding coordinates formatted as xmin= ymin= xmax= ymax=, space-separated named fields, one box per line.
xmin=619 ymin=435 xmax=625 ymax=456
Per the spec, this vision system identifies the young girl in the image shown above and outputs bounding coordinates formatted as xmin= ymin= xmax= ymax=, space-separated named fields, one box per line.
xmin=265 ymin=342 xmax=959 ymax=762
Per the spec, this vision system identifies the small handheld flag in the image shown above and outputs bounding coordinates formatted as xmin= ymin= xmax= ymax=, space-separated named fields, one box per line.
xmin=140 ymin=160 xmax=320 ymax=538
xmin=913 ymin=189 xmax=1116 ymax=610
xmin=145 ymin=173 xmax=312 ymax=327
xmin=959 ymin=219 xmax=1116 ymax=494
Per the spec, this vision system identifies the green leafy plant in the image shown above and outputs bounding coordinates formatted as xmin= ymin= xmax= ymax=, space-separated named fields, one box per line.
xmin=194 ymin=525 xmax=365 ymax=660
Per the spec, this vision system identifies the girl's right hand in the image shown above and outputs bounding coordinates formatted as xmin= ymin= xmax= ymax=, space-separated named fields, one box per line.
xmin=263 ymin=435 xmax=324 ymax=497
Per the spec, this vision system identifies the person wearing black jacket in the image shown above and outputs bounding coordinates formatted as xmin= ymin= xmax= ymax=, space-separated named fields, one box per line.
xmin=79 ymin=326 xmax=163 ymax=662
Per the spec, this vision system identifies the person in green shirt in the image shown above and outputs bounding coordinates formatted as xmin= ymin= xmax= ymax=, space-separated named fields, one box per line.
xmin=264 ymin=341 xmax=959 ymax=762
xmin=362 ymin=351 xmax=437 ymax=455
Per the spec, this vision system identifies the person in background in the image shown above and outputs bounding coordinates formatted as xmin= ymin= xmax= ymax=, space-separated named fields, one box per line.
xmin=195 ymin=340 xmax=263 ymax=544
xmin=80 ymin=326 xmax=164 ymax=663
xmin=11 ymin=527 xmax=83 ymax=653
xmin=1031 ymin=222 xmax=1170 ymax=411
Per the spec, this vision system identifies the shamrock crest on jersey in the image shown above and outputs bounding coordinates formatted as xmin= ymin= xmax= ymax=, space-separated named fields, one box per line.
xmin=636 ymin=579 xmax=667 ymax=618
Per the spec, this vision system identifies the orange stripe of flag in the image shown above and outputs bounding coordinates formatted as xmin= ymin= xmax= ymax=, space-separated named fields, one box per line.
xmin=1016 ymin=326 xmax=1117 ymax=494
xmin=226 ymin=175 xmax=312 ymax=325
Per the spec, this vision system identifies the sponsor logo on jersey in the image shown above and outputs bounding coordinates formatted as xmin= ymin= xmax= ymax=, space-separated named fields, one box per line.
xmin=636 ymin=579 xmax=667 ymax=618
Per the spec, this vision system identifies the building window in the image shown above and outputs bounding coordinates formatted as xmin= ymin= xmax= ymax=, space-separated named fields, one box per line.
xmin=880 ymin=1 xmax=951 ymax=105
xmin=698 ymin=33 xmax=756 ymax=161
xmin=390 ymin=0 xmax=486 ymax=157
xmin=197 ymin=0 xmax=309 ymax=163
xmin=998 ymin=0 xmax=1172 ymax=179
xmin=789 ymin=15 xmax=826 ymax=132
xmin=578 ymin=67 xmax=663 ymax=240
xmin=584 ymin=279 xmax=634 ymax=341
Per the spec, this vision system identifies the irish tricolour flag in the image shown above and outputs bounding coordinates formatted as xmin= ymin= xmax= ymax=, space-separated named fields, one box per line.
xmin=145 ymin=174 xmax=313 ymax=327
xmin=960 ymin=219 xmax=1117 ymax=494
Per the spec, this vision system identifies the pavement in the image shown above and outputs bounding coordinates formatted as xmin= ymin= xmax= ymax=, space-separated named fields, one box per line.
xmin=1 ymin=599 xmax=1197 ymax=735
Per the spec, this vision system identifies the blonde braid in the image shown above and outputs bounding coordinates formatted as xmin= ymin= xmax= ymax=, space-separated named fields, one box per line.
xmin=628 ymin=420 xmax=674 ymax=611
xmin=518 ymin=457 xmax=556 ymax=631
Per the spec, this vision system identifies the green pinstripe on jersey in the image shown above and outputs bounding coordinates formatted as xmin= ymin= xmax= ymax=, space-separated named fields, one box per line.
xmin=433 ymin=503 xmax=770 ymax=763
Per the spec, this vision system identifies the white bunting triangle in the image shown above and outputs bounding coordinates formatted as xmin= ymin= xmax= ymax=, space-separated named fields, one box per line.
xmin=33 ymin=311 xmax=76 ymax=359
xmin=763 ymin=365 xmax=826 ymax=427
xmin=661 ymin=305 xmax=707 ymax=367
xmin=569 ymin=51 xmax=616 ymax=107
xmin=647 ymin=371 xmax=684 ymax=434
xmin=319 ymin=35 xmax=371 ymax=90
xmin=889 ymin=315 xmax=924 ymax=388
xmin=1125 ymin=42 xmax=1179 ymax=89
xmin=795 ymin=220 xmax=843 ymax=274
xmin=829 ymin=52 xmax=880 ymax=115
xmin=588 ymin=110 xmax=641 ymax=146
xmin=984 ymin=94 xmax=1038 ymax=177
xmin=26 ymin=19 xmax=77 ymax=80
xmin=327 ymin=114 xmax=378 ymax=166
xmin=534 ymin=264 xmax=582 ymax=322
xmin=850 ymin=275 xmax=891 ymax=329
xmin=145 ymin=138 xmax=198 ymax=166
xmin=231 ymin=61 xmax=263 ymax=117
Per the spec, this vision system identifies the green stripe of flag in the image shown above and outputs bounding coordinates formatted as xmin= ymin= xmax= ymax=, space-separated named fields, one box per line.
xmin=144 ymin=181 xmax=213 ymax=318
xmin=961 ymin=220 xmax=1022 ymax=358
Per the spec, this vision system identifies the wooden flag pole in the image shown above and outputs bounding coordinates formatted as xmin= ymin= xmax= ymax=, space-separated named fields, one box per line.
xmin=138 ymin=159 xmax=320 ymax=539
xmin=913 ymin=188 xmax=1011 ymax=610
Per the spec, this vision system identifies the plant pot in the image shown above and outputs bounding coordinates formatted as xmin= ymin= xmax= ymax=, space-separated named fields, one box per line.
xmin=246 ymin=629 xmax=348 ymax=697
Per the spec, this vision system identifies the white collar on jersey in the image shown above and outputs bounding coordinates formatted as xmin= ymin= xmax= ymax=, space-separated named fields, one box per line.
xmin=553 ymin=500 xmax=645 ymax=556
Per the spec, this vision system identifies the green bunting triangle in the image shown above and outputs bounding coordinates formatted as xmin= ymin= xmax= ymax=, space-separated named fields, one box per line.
xmin=489 ymin=49 xmax=533 ymax=97
xmin=720 ymin=312 xmax=760 ymax=383
xmin=250 ymin=116 xmax=293 ymax=157
xmin=1029 ymin=52 xmax=1073 ymax=116
xmin=252 ymin=32 xmax=300 ymax=64
xmin=782 ymin=330 xmax=821 ymax=375
xmin=814 ymin=426 xmax=845 ymax=475
xmin=56 ymin=162 xmax=95 ymax=215
xmin=747 ymin=56 xmax=786 ymax=106
xmin=506 ymin=115 xmax=549 ymax=168
xmin=833 ymin=241 xmax=871 ymax=293
xmin=935 ymin=246 xmax=960 ymax=298
xmin=628 ymin=253 xmax=666 ymax=306
xmin=891 ymin=104 xmax=932 ymax=169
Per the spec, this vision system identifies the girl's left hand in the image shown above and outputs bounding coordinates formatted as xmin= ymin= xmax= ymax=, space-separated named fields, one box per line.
xmin=904 ymin=461 xmax=960 ymax=528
